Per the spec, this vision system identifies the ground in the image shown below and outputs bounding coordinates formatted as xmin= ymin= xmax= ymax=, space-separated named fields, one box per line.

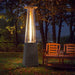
xmin=0 ymin=52 xmax=75 ymax=75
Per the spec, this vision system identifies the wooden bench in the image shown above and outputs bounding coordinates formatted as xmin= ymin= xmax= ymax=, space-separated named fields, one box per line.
xmin=43 ymin=43 xmax=75 ymax=65
xmin=64 ymin=44 xmax=75 ymax=56
xmin=61 ymin=44 xmax=75 ymax=63
xmin=43 ymin=43 xmax=61 ymax=65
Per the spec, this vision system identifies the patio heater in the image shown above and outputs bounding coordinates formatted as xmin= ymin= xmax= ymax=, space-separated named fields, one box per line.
xmin=23 ymin=6 xmax=38 ymax=67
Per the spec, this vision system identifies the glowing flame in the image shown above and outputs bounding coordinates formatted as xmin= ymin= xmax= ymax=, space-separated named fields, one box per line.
xmin=29 ymin=11 xmax=32 ymax=42
xmin=25 ymin=7 xmax=36 ymax=43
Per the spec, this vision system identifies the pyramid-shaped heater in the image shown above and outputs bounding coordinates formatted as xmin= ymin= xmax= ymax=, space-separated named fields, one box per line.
xmin=23 ymin=6 xmax=38 ymax=67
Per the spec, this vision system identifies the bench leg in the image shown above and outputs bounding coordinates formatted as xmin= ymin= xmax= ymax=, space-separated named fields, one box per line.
xmin=44 ymin=58 xmax=48 ymax=65
xmin=59 ymin=58 xmax=64 ymax=64
xmin=46 ymin=58 xmax=48 ymax=65
xmin=59 ymin=58 xmax=61 ymax=63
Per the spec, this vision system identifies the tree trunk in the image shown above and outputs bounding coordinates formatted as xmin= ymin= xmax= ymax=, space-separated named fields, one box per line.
xmin=70 ymin=12 xmax=73 ymax=43
xmin=39 ymin=21 xmax=46 ymax=49
xmin=15 ymin=19 xmax=18 ymax=52
xmin=52 ymin=15 xmax=56 ymax=43
xmin=9 ymin=3 xmax=18 ymax=52
xmin=58 ymin=16 xmax=62 ymax=43
xmin=45 ymin=21 xmax=48 ymax=43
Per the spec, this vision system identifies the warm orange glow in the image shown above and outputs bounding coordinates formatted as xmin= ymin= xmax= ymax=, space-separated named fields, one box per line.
xmin=29 ymin=10 xmax=32 ymax=42
xmin=25 ymin=7 xmax=36 ymax=43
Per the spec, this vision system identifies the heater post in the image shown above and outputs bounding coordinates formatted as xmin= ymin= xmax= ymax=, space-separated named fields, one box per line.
xmin=23 ymin=6 xmax=38 ymax=67
xmin=23 ymin=43 xmax=38 ymax=67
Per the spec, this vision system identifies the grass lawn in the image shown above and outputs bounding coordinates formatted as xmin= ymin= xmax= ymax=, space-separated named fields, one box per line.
xmin=0 ymin=52 xmax=75 ymax=75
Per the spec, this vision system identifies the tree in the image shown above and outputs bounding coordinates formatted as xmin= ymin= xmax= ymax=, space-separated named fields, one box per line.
xmin=1 ymin=0 xmax=74 ymax=51
xmin=0 ymin=0 xmax=27 ymax=51
xmin=69 ymin=0 xmax=75 ymax=43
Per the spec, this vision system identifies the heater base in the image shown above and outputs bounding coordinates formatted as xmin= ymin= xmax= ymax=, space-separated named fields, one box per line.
xmin=23 ymin=43 xmax=38 ymax=67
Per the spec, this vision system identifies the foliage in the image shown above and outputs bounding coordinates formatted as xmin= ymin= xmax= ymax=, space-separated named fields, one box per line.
xmin=0 ymin=0 xmax=75 ymax=51
xmin=0 ymin=18 xmax=8 ymax=29
xmin=6 ymin=26 xmax=15 ymax=34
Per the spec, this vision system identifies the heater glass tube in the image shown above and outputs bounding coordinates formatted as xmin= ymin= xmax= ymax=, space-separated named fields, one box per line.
xmin=25 ymin=8 xmax=36 ymax=43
